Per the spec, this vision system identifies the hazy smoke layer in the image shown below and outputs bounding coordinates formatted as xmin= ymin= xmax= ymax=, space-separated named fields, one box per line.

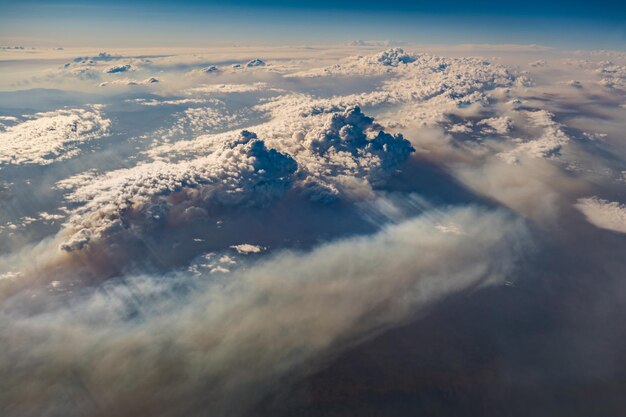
xmin=0 ymin=208 xmax=528 ymax=417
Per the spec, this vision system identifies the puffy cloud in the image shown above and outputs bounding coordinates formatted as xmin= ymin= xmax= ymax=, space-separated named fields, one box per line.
xmin=0 ymin=115 xmax=19 ymax=130
xmin=104 ymin=63 xmax=133 ymax=74
xmin=562 ymin=58 xmax=626 ymax=89
xmin=99 ymin=77 xmax=158 ymax=86
xmin=149 ymin=106 xmax=414 ymax=202
xmin=246 ymin=58 xmax=266 ymax=67
xmin=73 ymin=52 xmax=119 ymax=62
xmin=567 ymin=79 xmax=583 ymax=88
xmin=287 ymin=106 xmax=415 ymax=200
xmin=375 ymin=47 xmax=417 ymax=66
xmin=63 ymin=66 xmax=99 ymax=80
xmin=597 ymin=63 xmax=626 ymax=89
xmin=59 ymin=131 xmax=297 ymax=251
xmin=62 ymin=53 xmax=119 ymax=70
xmin=134 ymin=77 xmax=159 ymax=84
xmin=498 ymin=110 xmax=570 ymax=164
xmin=575 ymin=197 xmax=626 ymax=234
xmin=288 ymin=47 xmax=514 ymax=84
xmin=45 ymin=54 xmax=158 ymax=85
xmin=0 ymin=106 xmax=110 ymax=165
xmin=150 ymin=101 xmax=251 ymax=142
xmin=477 ymin=116 xmax=513 ymax=135
xmin=55 ymin=104 xmax=413 ymax=254
xmin=230 ymin=243 xmax=265 ymax=254
xmin=192 ymin=65 xmax=220 ymax=74
xmin=283 ymin=48 xmax=521 ymax=131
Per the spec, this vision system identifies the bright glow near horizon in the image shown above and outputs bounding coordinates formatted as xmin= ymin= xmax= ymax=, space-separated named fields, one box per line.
xmin=1 ymin=0 xmax=625 ymax=49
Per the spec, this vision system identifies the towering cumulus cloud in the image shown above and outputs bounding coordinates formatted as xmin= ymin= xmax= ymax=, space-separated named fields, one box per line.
xmin=290 ymin=106 xmax=415 ymax=201
xmin=60 ymin=131 xmax=297 ymax=251
xmin=57 ymin=106 xmax=413 ymax=256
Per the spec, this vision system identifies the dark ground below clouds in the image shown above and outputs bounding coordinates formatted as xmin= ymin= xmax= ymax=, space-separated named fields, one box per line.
xmin=255 ymin=220 xmax=626 ymax=417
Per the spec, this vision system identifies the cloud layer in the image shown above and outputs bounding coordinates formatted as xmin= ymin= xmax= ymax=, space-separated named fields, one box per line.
xmin=1 ymin=45 xmax=625 ymax=417
xmin=0 ymin=106 xmax=110 ymax=165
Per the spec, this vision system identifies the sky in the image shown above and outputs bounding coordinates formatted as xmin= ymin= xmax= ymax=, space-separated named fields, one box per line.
xmin=1 ymin=0 xmax=625 ymax=48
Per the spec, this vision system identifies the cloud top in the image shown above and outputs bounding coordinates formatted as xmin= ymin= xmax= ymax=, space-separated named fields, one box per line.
xmin=575 ymin=197 xmax=626 ymax=234
xmin=0 ymin=106 xmax=110 ymax=165
xmin=60 ymin=131 xmax=297 ymax=251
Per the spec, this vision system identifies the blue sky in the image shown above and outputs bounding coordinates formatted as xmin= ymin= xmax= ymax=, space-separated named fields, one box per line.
xmin=1 ymin=0 xmax=624 ymax=48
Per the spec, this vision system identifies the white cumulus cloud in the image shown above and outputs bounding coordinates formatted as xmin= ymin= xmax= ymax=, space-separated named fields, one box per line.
xmin=575 ymin=197 xmax=626 ymax=234
xmin=0 ymin=106 xmax=110 ymax=165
